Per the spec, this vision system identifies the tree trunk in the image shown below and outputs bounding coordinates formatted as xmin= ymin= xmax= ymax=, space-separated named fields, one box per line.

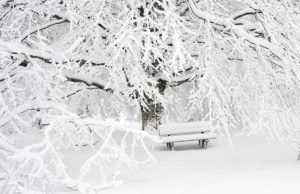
xmin=140 ymin=79 xmax=167 ymax=130
xmin=141 ymin=105 xmax=147 ymax=131
xmin=140 ymin=100 xmax=164 ymax=130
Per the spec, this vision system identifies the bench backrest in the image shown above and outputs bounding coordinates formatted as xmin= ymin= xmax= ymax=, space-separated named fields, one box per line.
xmin=158 ymin=121 xmax=212 ymax=136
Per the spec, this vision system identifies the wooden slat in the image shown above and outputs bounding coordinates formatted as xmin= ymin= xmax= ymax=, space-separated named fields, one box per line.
xmin=160 ymin=132 xmax=216 ymax=143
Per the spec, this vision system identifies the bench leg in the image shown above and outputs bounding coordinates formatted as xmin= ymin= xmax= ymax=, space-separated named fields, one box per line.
xmin=201 ymin=140 xmax=204 ymax=148
xmin=202 ymin=140 xmax=208 ymax=149
xmin=198 ymin=140 xmax=202 ymax=147
xmin=170 ymin=142 xmax=174 ymax=151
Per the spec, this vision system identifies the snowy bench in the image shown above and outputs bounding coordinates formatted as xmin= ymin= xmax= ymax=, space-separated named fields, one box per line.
xmin=158 ymin=121 xmax=216 ymax=150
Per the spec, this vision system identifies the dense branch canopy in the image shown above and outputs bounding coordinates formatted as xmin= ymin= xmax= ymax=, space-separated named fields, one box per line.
xmin=1 ymin=0 xmax=300 ymax=192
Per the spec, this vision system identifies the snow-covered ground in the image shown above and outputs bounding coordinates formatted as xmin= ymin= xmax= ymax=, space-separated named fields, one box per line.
xmin=97 ymin=132 xmax=300 ymax=194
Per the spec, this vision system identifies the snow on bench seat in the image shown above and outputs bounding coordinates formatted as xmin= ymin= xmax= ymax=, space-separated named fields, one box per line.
xmin=159 ymin=121 xmax=211 ymax=136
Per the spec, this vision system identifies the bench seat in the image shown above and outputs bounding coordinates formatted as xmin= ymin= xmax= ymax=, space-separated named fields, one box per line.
xmin=160 ymin=132 xmax=216 ymax=143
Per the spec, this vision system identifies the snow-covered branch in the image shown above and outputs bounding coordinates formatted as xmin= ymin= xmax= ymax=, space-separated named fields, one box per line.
xmin=186 ymin=0 xmax=283 ymax=58
xmin=64 ymin=70 xmax=114 ymax=93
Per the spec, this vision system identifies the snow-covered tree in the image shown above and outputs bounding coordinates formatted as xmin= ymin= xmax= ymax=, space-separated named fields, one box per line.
xmin=1 ymin=0 xmax=300 ymax=192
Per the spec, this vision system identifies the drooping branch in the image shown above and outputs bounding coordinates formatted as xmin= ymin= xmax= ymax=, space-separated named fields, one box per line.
xmin=232 ymin=8 xmax=261 ymax=20
xmin=20 ymin=18 xmax=70 ymax=41
xmin=64 ymin=70 xmax=114 ymax=93
xmin=186 ymin=0 xmax=284 ymax=59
